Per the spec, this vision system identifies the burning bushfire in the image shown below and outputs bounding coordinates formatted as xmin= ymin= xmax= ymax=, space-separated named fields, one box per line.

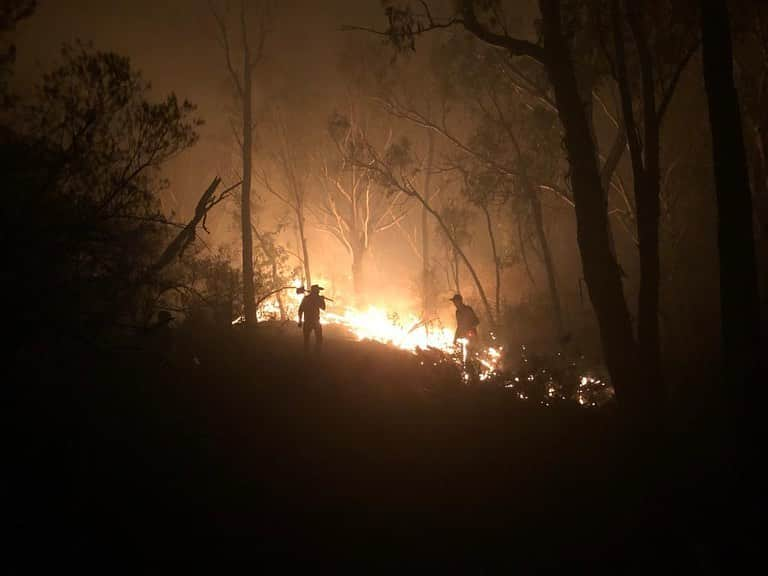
xmin=236 ymin=278 xmax=504 ymax=382
xmin=237 ymin=279 xmax=613 ymax=406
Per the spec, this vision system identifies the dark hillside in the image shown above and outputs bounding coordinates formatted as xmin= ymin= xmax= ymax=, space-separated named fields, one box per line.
xmin=12 ymin=326 xmax=719 ymax=571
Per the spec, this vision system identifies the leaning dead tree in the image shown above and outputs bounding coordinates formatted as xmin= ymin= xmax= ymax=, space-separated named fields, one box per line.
xmin=210 ymin=0 xmax=270 ymax=325
xmin=142 ymin=178 xmax=239 ymax=324
xmin=148 ymin=177 xmax=238 ymax=275
xmin=127 ymin=176 xmax=237 ymax=315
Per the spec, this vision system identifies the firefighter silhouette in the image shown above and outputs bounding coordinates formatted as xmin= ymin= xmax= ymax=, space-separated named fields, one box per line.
xmin=298 ymin=284 xmax=326 ymax=353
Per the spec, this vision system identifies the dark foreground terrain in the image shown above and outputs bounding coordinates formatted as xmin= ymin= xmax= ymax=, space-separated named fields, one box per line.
xmin=11 ymin=324 xmax=747 ymax=572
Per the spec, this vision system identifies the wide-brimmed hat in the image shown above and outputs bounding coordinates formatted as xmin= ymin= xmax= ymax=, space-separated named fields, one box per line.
xmin=449 ymin=294 xmax=463 ymax=303
xmin=310 ymin=284 xmax=324 ymax=292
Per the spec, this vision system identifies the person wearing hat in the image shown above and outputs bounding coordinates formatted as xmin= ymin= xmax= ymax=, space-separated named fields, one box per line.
xmin=298 ymin=284 xmax=326 ymax=353
xmin=450 ymin=293 xmax=480 ymax=346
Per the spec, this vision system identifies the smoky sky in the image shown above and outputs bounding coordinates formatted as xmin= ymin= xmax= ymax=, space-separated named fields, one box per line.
xmin=12 ymin=0 xmax=387 ymax=216
xmin=10 ymin=1 xmax=468 ymax=304
xmin=8 ymin=0 xmax=679 ymax=314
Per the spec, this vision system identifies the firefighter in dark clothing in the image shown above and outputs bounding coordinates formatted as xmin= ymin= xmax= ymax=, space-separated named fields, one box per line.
xmin=451 ymin=294 xmax=480 ymax=380
xmin=298 ymin=284 xmax=326 ymax=353
xmin=450 ymin=293 xmax=480 ymax=345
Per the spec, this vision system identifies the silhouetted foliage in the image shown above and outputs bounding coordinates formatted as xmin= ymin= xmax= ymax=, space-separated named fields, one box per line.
xmin=4 ymin=43 xmax=202 ymax=348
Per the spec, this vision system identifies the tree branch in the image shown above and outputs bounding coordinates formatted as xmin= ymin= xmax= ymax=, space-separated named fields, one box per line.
xmin=657 ymin=37 xmax=701 ymax=124
xmin=209 ymin=0 xmax=243 ymax=97
xmin=460 ymin=0 xmax=545 ymax=63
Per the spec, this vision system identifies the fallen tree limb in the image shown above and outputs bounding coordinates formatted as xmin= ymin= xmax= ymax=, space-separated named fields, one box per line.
xmin=148 ymin=177 xmax=239 ymax=275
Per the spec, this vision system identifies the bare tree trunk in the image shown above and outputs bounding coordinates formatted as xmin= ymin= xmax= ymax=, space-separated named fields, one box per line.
xmin=297 ymin=207 xmax=312 ymax=288
xmin=501 ymin=103 xmax=565 ymax=340
xmin=452 ymin=249 xmax=461 ymax=294
xmin=274 ymin=260 xmax=286 ymax=319
xmin=422 ymin=132 xmax=434 ymax=316
xmin=529 ymin=187 xmax=565 ymax=341
xmin=352 ymin=249 xmax=366 ymax=297
xmin=210 ymin=1 xmax=267 ymax=324
xmin=751 ymin=127 xmax=768 ymax=239
xmin=350 ymin=211 xmax=364 ymax=298
xmin=240 ymin=6 xmax=256 ymax=324
xmin=700 ymin=4 xmax=762 ymax=560
xmin=746 ymin=122 xmax=768 ymax=320
xmin=752 ymin=127 xmax=768 ymax=314
xmin=613 ymin=0 xmax=662 ymax=404
xmin=507 ymin=127 xmax=565 ymax=340
xmin=481 ymin=204 xmax=501 ymax=322
xmin=539 ymin=0 xmax=641 ymax=412
xmin=632 ymin=9 xmax=662 ymax=406
xmin=701 ymin=0 xmax=760 ymax=419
